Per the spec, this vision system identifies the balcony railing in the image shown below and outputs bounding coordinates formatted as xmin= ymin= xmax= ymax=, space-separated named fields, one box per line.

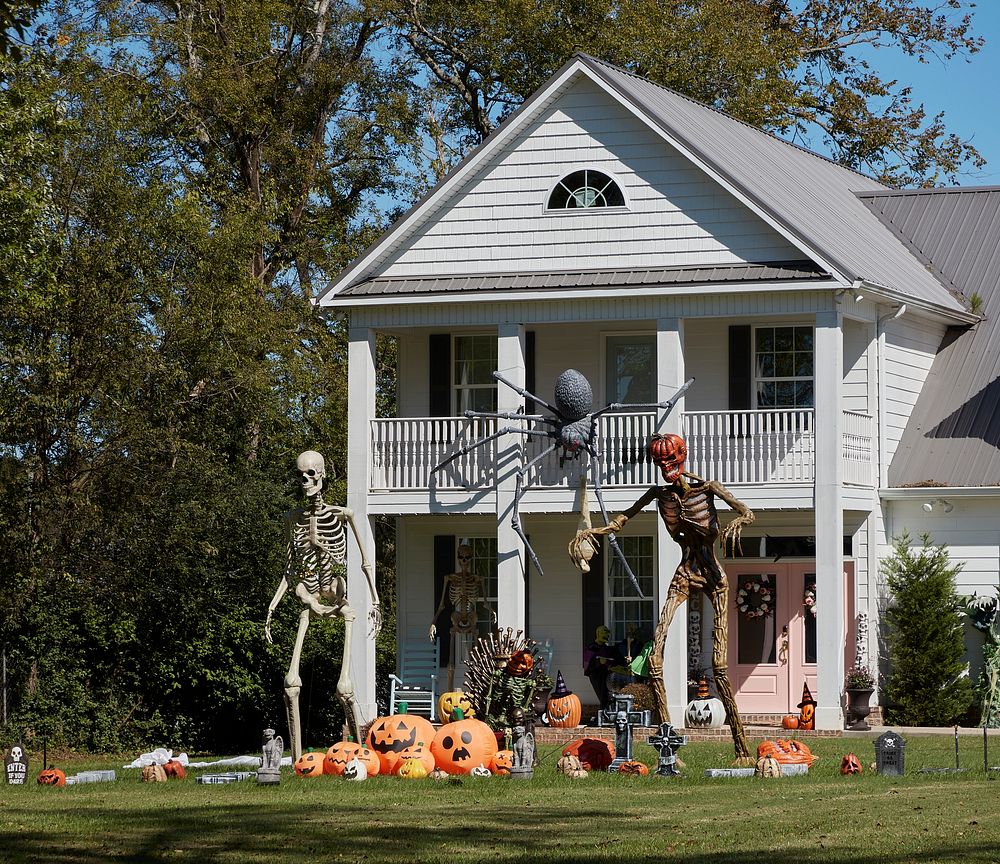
xmin=369 ymin=409 xmax=874 ymax=491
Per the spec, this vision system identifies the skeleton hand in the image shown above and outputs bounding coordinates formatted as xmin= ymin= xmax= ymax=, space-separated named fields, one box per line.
xmin=568 ymin=529 xmax=599 ymax=573
xmin=264 ymin=610 xmax=274 ymax=645
xmin=369 ymin=603 xmax=383 ymax=638
xmin=721 ymin=515 xmax=752 ymax=557
xmin=429 ymin=624 xmax=437 ymax=642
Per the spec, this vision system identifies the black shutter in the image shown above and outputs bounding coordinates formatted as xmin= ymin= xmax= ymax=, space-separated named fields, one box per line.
xmin=729 ymin=325 xmax=752 ymax=410
xmin=581 ymin=540 xmax=604 ymax=659
xmin=433 ymin=535 xmax=456 ymax=668
xmin=429 ymin=334 xmax=451 ymax=416
xmin=525 ymin=330 xmax=536 ymax=416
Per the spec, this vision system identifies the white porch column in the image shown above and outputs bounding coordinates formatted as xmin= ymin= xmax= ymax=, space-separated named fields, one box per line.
xmin=496 ymin=323 xmax=526 ymax=632
xmin=656 ymin=317 xmax=687 ymax=722
xmin=814 ymin=310 xmax=845 ymax=730
xmin=347 ymin=326 xmax=378 ymax=722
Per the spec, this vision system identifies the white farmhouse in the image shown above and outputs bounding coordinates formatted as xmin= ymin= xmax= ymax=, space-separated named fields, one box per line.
xmin=318 ymin=54 xmax=997 ymax=730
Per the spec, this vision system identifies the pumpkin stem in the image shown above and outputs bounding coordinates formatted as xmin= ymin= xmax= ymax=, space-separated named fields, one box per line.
xmin=452 ymin=707 xmax=465 ymax=721
xmin=398 ymin=701 xmax=409 ymax=714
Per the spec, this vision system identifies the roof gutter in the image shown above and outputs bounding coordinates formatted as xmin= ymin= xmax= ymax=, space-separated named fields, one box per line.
xmin=880 ymin=487 xmax=1000 ymax=500
xmin=852 ymin=280 xmax=978 ymax=325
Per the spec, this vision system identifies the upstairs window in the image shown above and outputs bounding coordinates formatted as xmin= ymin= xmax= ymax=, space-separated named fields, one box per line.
xmin=453 ymin=334 xmax=497 ymax=414
xmin=754 ymin=326 xmax=814 ymax=409
xmin=547 ymin=169 xmax=625 ymax=210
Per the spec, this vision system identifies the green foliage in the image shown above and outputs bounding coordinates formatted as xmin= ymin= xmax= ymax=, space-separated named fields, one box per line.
xmin=882 ymin=533 xmax=973 ymax=726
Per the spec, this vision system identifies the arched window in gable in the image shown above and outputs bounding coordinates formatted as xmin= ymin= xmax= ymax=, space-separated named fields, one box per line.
xmin=547 ymin=169 xmax=626 ymax=210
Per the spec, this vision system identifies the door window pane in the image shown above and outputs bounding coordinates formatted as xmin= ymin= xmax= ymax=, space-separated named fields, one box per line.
xmin=736 ymin=575 xmax=777 ymax=664
xmin=803 ymin=573 xmax=817 ymax=664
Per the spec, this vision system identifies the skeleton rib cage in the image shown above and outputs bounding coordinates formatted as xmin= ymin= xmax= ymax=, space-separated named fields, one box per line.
xmin=288 ymin=507 xmax=348 ymax=596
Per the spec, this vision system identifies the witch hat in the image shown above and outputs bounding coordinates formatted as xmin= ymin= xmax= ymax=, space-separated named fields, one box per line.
xmin=797 ymin=681 xmax=817 ymax=710
xmin=551 ymin=669 xmax=572 ymax=697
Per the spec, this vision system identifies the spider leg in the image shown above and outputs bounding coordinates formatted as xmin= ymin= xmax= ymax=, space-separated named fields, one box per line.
xmin=493 ymin=371 xmax=563 ymax=418
xmin=432 ymin=426 xmax=556 ymax=473
xmin=511 ymin=441 xmax=561 ymax=576
xmin=592 ymin=377 xmax=695 ymax=418
xmin=587 ymin=443 xmax=645 ymax=599
xmin=462 ymin=410 xmax=553 ymax=424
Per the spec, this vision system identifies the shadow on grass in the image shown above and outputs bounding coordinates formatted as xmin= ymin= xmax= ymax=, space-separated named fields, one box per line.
xmin=3 ymin=797 xmax=1000 ymax=864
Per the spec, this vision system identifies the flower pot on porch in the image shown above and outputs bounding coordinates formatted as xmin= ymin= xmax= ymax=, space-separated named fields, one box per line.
xmin=845 ymin=687 xmax=874 ymax=731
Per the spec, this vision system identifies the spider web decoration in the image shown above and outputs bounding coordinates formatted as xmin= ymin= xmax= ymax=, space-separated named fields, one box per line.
xmin=432 ymin=368 xmax=693 ymax=598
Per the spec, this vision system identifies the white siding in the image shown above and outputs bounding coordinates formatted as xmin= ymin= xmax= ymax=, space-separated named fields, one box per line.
xmin=842 ymin=318 xmax=870 ymax=414
xmin=881 ymin=314 xmax=946 ymax=471
xmin=379 ymin=77 xmax=804 ymax=278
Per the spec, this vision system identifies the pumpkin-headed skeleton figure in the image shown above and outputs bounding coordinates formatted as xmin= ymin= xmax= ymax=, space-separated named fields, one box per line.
xmin=570 ymin=433 xmax=755 ymax=762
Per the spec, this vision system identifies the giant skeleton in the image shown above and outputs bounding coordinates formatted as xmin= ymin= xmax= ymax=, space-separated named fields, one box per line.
xmin=571 ymin=433 xmax=755 ymax=760
xmin=429 ymin=543 xmax=495 ymax=690
xmin=265 ymin=451 xmax=380 ymax=760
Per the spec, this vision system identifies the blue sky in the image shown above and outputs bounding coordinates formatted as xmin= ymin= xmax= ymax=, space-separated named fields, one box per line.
xmin=874 ymin=3 xmax=1000 ymax=184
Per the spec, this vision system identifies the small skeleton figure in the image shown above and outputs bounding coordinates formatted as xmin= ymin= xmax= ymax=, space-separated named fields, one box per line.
xmin=265 ymin=450 xmax=380 ymax=760
xmin=429 ymin=544 xmax=496 ymax=690
xmin=571 ymin=433 xmax=755 ymax=761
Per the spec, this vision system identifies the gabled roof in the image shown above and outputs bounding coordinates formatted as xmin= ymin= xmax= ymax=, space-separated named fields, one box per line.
xmin=877 ymin=188 xmax=1000 ymax=487
xmin=318 ymin=54 xmax=970 ymax=317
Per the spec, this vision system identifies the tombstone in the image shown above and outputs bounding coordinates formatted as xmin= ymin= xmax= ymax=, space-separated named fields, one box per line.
xmin=875 ymin=730 xmax=905 ymax=776
xmin=647 ymin=723 xmax=687 ymax=777
xmin=599 ymin=693 xmax=652 ymax=771
xmin=4 ymin=744 xmax=28 ymax=785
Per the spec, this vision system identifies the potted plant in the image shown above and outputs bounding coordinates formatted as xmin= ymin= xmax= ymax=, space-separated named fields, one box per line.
xmin=844 ymin=664 xmax=876 ymax=730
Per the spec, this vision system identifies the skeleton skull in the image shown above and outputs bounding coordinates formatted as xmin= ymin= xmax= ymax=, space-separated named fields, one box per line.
xmin=297 ymin=450 xmax=326 ymax=497
xmin=649 ymin=433 xmax=687 ymax=483
xmin=9 ymin=747 xmax=22 ymax=762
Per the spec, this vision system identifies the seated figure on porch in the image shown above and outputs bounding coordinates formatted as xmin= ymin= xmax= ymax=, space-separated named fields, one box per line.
xmin=583 ymin=625 xmax=627 ymax=711
xmin=570 ymin=433 xmax=755 ymax=761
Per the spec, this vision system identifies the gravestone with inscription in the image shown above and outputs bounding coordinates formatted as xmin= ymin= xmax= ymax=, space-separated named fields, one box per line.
xmin=4 ymin=744 xmax=28 ymax=785
xmin=875 ymin=730 xmax=905 ymax=776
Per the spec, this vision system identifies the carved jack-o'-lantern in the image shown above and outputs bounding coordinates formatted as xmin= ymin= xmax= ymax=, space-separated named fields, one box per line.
xmin=367 ymin=710 xmax=436 ymax=775
xmin=562 ymin=737 xmax=615 ymax=771
xmin=507 ymin=649 xmax=534 ymax=677
xmin=438 ymin=690 xmax=475 ymax=722
xmin=142 ymin=764 xmax=168 ymax=783
xmin=648 ymin=433 xmax=687 ymax=483
xmin=293 ymin=751 xmax=325 ymax=777
xmin=37 ymin=767 xmax=66 ymax=786
xmin=325 ymin=741 xmax=381 ymax=777
xmin=343 ymin=757 xmax=368 ymax=781
xmin=430 ymin=709 xmax=497 ymax=775
xmin=557 ymin=753 xmax=588 ymax=779
xmin=840 ymin=753 xmax=863 ymax=775
xmin=547 ymin=670 xmax=582 ymax=728
xmin=471 ymin=763 xmax=492 ymax=777
xmin=756 ymin=755 xmax=781 ymax=778
xmin=395 ymin=741 xmax=435 ymax=775
xmin=491 ymin=750 xmax=513 ymax=775
xmin=685 ymin=679 xmax=726 ymax=728
xmin=757 ymin=738 xmax=817 ymax=767
xmin=397 ymin=756 xmax=428 ymax=780
xmin=797 ymin=682 xmax=817 ymax=730
xmin=617 ymin=760 xmax=650 ymax=776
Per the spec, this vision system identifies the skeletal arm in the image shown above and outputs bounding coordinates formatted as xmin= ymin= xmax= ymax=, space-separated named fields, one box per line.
xmin=429 ymin=573 xmax=452 ymax=641
xmin=265 ymin=520 xmax=294 ymax=644
xmin=344 ymin=507 xmax=381 ymax=634
xmin=568 ymin=485 xmax=659 ymax=571
xmin=709 ymin=480 xmax=755 ymax=556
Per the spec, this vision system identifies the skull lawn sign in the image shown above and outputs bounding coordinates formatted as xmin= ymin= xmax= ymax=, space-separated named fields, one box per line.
xmin=5 ymin=744 xmax=28 ymax=785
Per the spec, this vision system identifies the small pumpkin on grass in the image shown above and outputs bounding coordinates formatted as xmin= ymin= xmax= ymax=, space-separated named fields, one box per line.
xmin=293 ymin=751 xmax=325 ymax=777
xmin=142 ymin=764 xmax=168 ymax=783
xmin=491 ymin=750 xmax=513 ymax=775
xmin=37 ymin=767 xmax=66 ymax=787
xmin=163 ymin=760 xmax=186 ymax=779
xmin=562 ymin=737 xmax=615 ymax=771
xmin=755 ymin=755 xmax=781 ymax=778
xmin=397 ymin=757 xmax=428 ymax=779
xmin=394 ymin=741 xmax=435 ymax=775
xmin=617 ymin=760 xmax=649 ymax=776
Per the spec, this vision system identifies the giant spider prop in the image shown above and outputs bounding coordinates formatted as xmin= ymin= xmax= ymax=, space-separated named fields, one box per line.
xmin=432 ymin=369 xmax=693 ymax=596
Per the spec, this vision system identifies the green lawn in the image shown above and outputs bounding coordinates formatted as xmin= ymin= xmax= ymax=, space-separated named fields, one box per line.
xmin=3 ymin=735 xmax=1000 ymax=863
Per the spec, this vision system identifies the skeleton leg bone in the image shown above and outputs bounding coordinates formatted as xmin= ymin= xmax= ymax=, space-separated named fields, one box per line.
xmin=335 ymin=601 xmax=362 ymax=745
xmin=709 ymin=580 xmax=751 ymax=761
xmin=648 ymin=578 xmax=690 ymax=724
xmin=284 ymin=607 xmax=311 ymax=762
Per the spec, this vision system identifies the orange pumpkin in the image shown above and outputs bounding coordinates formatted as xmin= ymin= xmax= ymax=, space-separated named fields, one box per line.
xmin=756 ymin=738 xmax=817 ymax=767
xmin=430 ymin=708 xmax=497 ymax=774
xmin=325 ymin=741 xmax=381 ymax=777
xmin=394 ymin=741 xmax=435 ymax=775
xmin=507 ymin=650 xmax=534 ymax=677
xmin=438 ymin=690 xmax=475 ymax=722
xmin=367 ymin=711 xmax=436 ymax=775
xmin=840 ymin=753 xmax=863 ymax=775
xmin=293 ymin=751 xmax=325 ymax=777
xmin=562 ymin=738 xmax=615 ymax=772
xmin=491 ymin=749 xmax=514 ymax=775
xmin=781 ymin=714 xmax=800 ymax=730
xmin=37 ymin=767 xmax=66 ymax=787
xmin=163 ymin=760 xmax=187 ymax=780
xmin=547 ymin=670 xmax=582 ymax=728
xmin=617 ymin=760 xmax=649 ymax=776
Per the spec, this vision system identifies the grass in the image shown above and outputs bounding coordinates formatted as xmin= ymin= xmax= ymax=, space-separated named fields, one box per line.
xmin=3 ymin=735 xmax=1000 ymax=863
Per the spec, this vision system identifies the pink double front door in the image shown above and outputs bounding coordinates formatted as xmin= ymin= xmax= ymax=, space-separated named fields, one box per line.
xmin=725 ymin=562 xmax=854 ymax=714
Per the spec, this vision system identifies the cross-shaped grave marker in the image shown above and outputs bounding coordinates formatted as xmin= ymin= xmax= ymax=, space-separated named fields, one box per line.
xmin=647 ymin=723 xmax=687 ymax=777
xmin=599 ymin=693 xmax=652 ymax=771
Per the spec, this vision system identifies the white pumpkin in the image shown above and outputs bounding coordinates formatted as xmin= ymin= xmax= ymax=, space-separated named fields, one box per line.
xmin=685 ymin=695 xmax=726 ymax=728
xmin=343 ymin=757 xmax=368 ymax=782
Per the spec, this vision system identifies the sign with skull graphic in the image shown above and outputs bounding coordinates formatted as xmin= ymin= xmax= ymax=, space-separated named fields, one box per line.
xmin=5 ymin=743 xmax=28 ymax=785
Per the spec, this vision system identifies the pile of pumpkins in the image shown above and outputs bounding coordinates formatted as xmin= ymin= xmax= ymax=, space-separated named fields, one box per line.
xmin=294 ymin=700 xmax=505 ymax=780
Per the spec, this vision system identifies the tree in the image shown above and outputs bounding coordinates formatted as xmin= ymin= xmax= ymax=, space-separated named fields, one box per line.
xmin=882 ymin=533 xmax=973 ymax=726
xmin=394 ymin=0 xmax=985 ymax=186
